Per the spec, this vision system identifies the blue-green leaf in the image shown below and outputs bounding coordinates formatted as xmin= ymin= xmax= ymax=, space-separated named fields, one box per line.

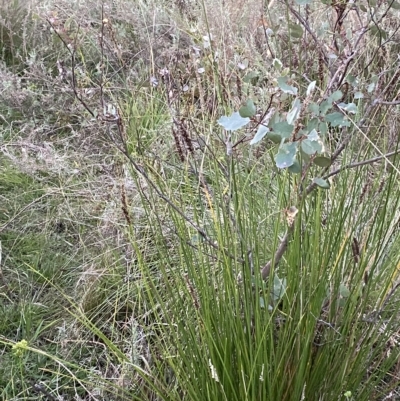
xmin=320 ymin=99 xmax=333 ymax=115
xmin=346 ymin=74 xmax=357 ymax=86
xmin=275 ymin=141 xmax=298 ymax=169
xmin=289 ymin=23 xmax=304 ymax=38
xmin=277 ymin=76 xmax=298 ymax=95
xmin=309 ymin=103 xmax=319 ymax=115
xmin=243 ymin=71 xmax=259 ymax=83
xmin=239 ymin=99 xmax=256 ymax=118
xmin=301 ymin=140 xmax=314 ymax=155
xmin=337 ymin=102 xmax=357 ymax=114
xmin=313 ymin=177 xmax=330 ymax=189
xmin=287 ymin=98 xmax=301 ymax=124
xmin=272 ymin=121 xmax=293 ymax=138
xmin=390 ymin=0 xmax=400 ymax=9
xmin=306 ymin=81 xmax=317 ymax=95
xmin=367 ymin=75 xmax=378 ymax=93
xmin=273 ymin=58 xmax=283 ymax=70
xmin=288 ymin=159 xmax=301 ymax=173
xmin=302 ymin=129 xmax=324 ymax=154
xmin=369 ymin=25 xmax=388 ymax=39
xmin=250 ymin=125 xmax=269 ymax=145
xmin=325 ymin=112 xmax=350 ymax=127
xmin=306 ymin=117 xmax=319 ymax=132
xmin=272 ymin=274 xmax=287 ymax=303
xmin=313 ymin=156 xmax=331 ymax=167
xmin=267 ymin=131 xmax=282 ymax=144
xmin=329 ymin=90 xmax=343 ymax=102
xmin=319 ymin=121 xmax=328 ymax=136
xmin=301 ymin=139 xmax=320 ymax=155
xmin=339 ymin=283 xmax=350 ymax=298
xmin=218 ymin=112 xmax=250 ymax=131
xmin=307 ymin=128 xmax=319 ymax=141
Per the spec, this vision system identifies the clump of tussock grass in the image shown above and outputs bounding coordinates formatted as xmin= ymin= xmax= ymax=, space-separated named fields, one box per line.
xmin=1 ymin=0 xmax=400 ymax=400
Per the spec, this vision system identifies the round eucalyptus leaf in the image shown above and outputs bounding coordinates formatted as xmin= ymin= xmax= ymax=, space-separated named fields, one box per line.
xmin=277 ymin=76 xmax=298 ymax=95
xmin=337 ymin=102 xmax=357 ymax=114
xmin=218 ymin=112 xmax=250 ymax=131
xmin=313 ymin=177 xmax=330 ymax=189
xmin=289 ymin=23 xmax=304 ymax=38
xmin=275 ymin=142 xmax=298 ymax=169
xmin=339 ymin=283 xmax=350 ymax=298
xmin=309 ymin=103 xmax=319 ymax=116
xmin=243 ymin=71 xmax=259 ymax=84
xmin=288 ymin=159 xmax=301 ymax=174
xmin=266 ymin=131 xmax=282 ymax=144
xmin=313 ymin=156 xmax=332 ymax=167
xmin=239 ymin=99 xmax=256 ymax=118
xmin=329 ymin=90 xmax=343 ymax=102
xmin=272 ymin=121 xmax=294 ymax=139
xmin=325 ymin=112 xmax=350 ymax=127
xmin=320 ymin=99 xmax=333 ymax=115
xmin=319 ymin=121 xmax=328 ymax=136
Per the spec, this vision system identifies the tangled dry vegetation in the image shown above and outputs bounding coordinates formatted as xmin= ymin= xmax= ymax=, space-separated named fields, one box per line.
xmin=1 ymin=0 xmax=400 ymax=400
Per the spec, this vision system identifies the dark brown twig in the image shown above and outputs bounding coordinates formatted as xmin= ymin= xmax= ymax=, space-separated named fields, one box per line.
xmin=261 ymin=225 xmax=294 ymax=280
xmin=46 ymin=18 xmax=95 ymax=118
xmin=325 ymin=149 xmax=400 ymax=180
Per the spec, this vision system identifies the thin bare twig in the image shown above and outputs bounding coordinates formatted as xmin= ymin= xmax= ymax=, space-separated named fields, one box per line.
xmin=46 ymin=18 xmax=95 ymax=118
xmin=260 ymin=14 xmax=275 ymax=59
xmin=261 ymin=225 xmax=294 ymax=280
xmin=373 ymin=99 xmax=400 ymax=106
xmin=325 ymin=149 xmax=400 ymax=180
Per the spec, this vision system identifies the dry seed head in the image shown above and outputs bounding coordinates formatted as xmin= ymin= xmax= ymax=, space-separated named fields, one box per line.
xmin=377 ymin=179 xmax=385 ymax=195
xmin=318 ymin=52 xmax=324 ymax=87
xmin=184 ymin=274 xmax=200 ymax=310
xmin=180 ymin=118 xmax=194 ymax=154
xmin=359 ymin=181 xmax=369 ymax=204
xmin=285 ymin=206 xmax=298 ymax=227
xmin=172 ymin=127 xmax=185 ymax=162
xmin=120 ymin=183 xmax=132 ymax=226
